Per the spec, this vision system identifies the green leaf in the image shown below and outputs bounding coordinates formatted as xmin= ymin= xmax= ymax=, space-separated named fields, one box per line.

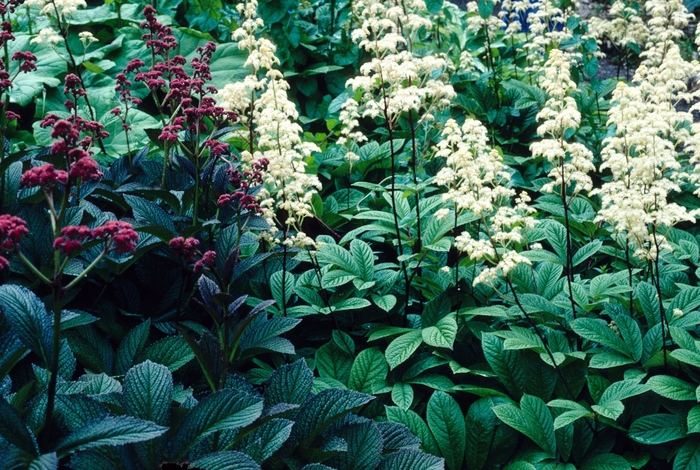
xmin=581 ymin=453 xmax=631 ymax=470
xmin=674 ymin=437 xmax=700 ymax=470
xmin=236 ymin=418 xmax=293 ymax=463
xmin=638 ymin=282 xmax=660 ymax=325
xmin=270 ymin=271 xmax=294 ymax=309
xmin=671 ymin=349 xmax=700 ymax=368
xmin=265 ymin=359 xmax=313 ymax=406
xmin=553 ymin=409 xmax=592 ymax=429
xmin=614 ymin=315 xmax=643 ymax=362
xmin=629 ymin=413 xmax=687 ymax=444
xmin=377 ymin=421 xmax=421 ymax=451
xmin=27 ymin=453 xmax=59 ymax=470
xmin=688 ymin=405 xmax=700 ymax=433
xmin=146 ymin=336 xmax=195 ymax=372
xmin=0 ymin=395 xmax=39 ymax=456
xmin=422 ymin=313 xmax=457 ymax=349
xmin=482 ymin=333 xmax=525 ymax=398
xmin=372 ymin=294 xmax=397 ymax=312
xmin=327 ymin=419 xmax=382 ymax=470
xmin=351 ymin=239 xmax=375 ymax=282
xmin=170 ymin=389 xmax=264 ymax=459
xmin=545 ymin=222 xmax=567 ymax=263
xmin=191 ymin=451 xmax=261 ymax=470
xmin=292 ymin=388 xmax=373 ymax=447
xmin=0 ymin=285 xmax=52 ymax=367
xmin=572 ymin=240 xmax=602 ymax=266
xmin=492 ymin=394 xmax=556 ymax=456
xmin=427 ymin=391 xmax=465 ymax=470
xmin=123 ymin=360 xmax=172 ymax=469
xmin=55 ymin=416 xmax=167 ymax=457
xmin=385 ymin=331 xmax=423 ymax=370
xmin=316 ymin=341 xmax=353 ymax=384
xmin=570 ymin=318 xmax=630 ymax=357
xmin=377 ymin=449 xmax=444 ymax=470
xmin=349 ymin=348 xmax=387 ymax=393
xmin=391 ymin=383 xmax=414 ymax=410
xmin=599 ymin=380 xmax=650 ymax=405
xmin=592 ymin=401 xmax=625 ymax=420
xmin=317 ymin=243 xmax=359 ymax=274
xmin=647 ymin=375 xmax=696 ymax=401
xmin=465 ymin=398 xmax=498 ymax=470
xmin=669 ymin=286 xmax=700 ymax=314
xmin=115 ymin=320 xmax=151 ymax=375
xmin=385 ymin=406 xmax=439 ymax=456
xmin=124 ymin=360 xmax=173 ymax=425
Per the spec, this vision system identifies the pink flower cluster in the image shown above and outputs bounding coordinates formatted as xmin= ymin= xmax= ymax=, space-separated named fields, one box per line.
xmin=0 ymin=214 xmax=28 ymax=270
xmin=111 ymin=59 xmax=146 ymax=132
xmin=36 ymin=76 xmax=108 ymax=185
xmin=169 ymin=236 xmax=216 ymax=273
xmin=20 ymin=164 xmax=68 ymax=188
xmin=217 ymin=158 xmax=268 ymax=214
xmin=135 ymin=7 xmax=235 ymax=148
xmin=53 ymin=221 xmax=139 ymax=257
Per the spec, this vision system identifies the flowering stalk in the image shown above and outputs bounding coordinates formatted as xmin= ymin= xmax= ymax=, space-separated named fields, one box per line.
xmin=530 ymin=49 xmax=595 ymax=319
xmin=1 ymin=75 xmax=142 ymax=443
xmin=340 ymin=0 xmax=454 ymax=318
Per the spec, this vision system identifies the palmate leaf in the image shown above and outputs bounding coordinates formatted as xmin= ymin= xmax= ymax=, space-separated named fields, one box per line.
xmin=55 ymin=415 xmax=167 ymax=457
xmin=169 ymin=389 xmax=264 ymax=459
xmin=492 ymin=394 xmax=556 ymax=457
xmin=426 ymin=391 xmax=465 ymax=470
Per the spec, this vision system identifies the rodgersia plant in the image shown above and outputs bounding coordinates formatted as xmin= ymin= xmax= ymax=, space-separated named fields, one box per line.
xmin=219 ymin=0 xmax=322 ymax=250
xmin=337 ymin=0 xmax=455 ymax=316
xmin=530 ymin=49 xmax=595 ymax=318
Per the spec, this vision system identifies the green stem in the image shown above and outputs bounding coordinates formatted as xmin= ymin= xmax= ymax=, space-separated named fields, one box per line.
xmin=15 ymin=251 xmax=51 ymax=285
xmin=42 ymin=288 xmax=63 ymax=448
xmin=64 ymin=250 xmax=108 ymax=291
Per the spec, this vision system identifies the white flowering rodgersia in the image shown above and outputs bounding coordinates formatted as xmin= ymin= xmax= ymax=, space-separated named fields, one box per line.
xmin=435 ymin=118 xmax=536 ymax=287
xmin=531 ymin=49 xmax=595 ymax=198
xmin=219 ymin=0 xmax=321 ymax=248
xmin=339 ymin=0 xmax=455 ymax=159
xmin=595 ymin=0 xmax=700 ymax=260
xmin=26 ymin=0 xmax=87 ymax=45
xmin=595 ymin=52 xmax=700 ymax=260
